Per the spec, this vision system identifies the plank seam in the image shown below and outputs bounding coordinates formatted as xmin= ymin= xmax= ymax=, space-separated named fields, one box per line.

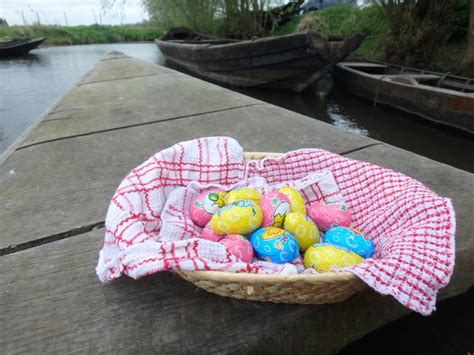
xmin=0 ymin=221 xmax=105 ymax=256
xmin=78 ymin=72 xmax=176 ymax=86
xmin=16 ymin=103 xmax=265 ymax=151
xmin=339 ymin=143 xmax=383 ymax=156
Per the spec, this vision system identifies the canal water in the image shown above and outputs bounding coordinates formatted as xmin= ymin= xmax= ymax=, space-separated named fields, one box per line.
xmin=1 ymin=42 xmax=473 ymax=172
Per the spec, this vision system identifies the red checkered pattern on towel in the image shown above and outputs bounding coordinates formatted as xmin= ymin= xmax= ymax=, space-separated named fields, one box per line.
xmin=96 ymin=137 xmax=455 ymax=315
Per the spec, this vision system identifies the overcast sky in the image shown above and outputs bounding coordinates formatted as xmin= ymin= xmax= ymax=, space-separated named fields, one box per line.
xmin=0 ymin=0 xmax=148 ymax=26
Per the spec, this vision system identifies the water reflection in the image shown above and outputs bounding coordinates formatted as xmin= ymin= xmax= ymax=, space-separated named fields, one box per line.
xmin=236 ymin=78 xmax=473 ymax=172
xmin=0 ymin=42 xmax=161 ymax=153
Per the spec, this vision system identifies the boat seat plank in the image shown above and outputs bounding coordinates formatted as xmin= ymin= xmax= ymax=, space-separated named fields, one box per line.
xmin=342 ymin=62 xmax=388 ymax=68
xmin=440 ymin=80 xmax=474 ymax=92
xmin=378 ymin=74 xmax=441 ymax=80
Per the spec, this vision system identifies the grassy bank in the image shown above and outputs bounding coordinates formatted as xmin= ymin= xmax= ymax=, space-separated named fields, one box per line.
xmin=0 ymin=24 xmax=164 ymax=45
xmin=272 ymin=6 xmax=468 ymax=74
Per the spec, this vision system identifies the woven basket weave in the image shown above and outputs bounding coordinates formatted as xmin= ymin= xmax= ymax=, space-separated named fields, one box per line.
xmin=175 ymin=152 xmax=366 ymax=304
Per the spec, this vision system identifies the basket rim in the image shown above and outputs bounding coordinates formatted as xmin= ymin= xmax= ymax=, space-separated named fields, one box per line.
xmin=178 ymin=150 xmax=364 ymax=286
xmin=177 ymin=269 xmax=361 ymax=284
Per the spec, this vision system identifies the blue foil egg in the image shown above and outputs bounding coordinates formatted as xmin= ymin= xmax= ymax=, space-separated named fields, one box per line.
xmin=250 ymin=227 xmax=299 ymax=264
xmin=322 ymin=226 xmax=374 ymax=258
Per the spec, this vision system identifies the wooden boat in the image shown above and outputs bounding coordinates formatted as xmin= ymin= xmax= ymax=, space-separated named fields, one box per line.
xmin=155 ymin=27 xmax=364 ymax=92
xmin=0 ymin=37 xmax=46 ymax=57
xmin=332 ymin=61 xmax=474 ymax=134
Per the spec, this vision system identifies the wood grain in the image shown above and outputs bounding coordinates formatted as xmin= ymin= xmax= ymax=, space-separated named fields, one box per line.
xmin=0 ymin=230 xmax=409 ymax=354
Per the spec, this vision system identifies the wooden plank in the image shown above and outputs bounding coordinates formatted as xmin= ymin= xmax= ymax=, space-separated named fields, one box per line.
xmin=332 ymin=65 xmax=474 ymax=134
xmin=440 ymin=79 xmax=474 ymax=92
xmin=341 ymin=62 xmax=388 ymax=68
xmin=0 ymin=104 xmax=379 ymax=252
xmin=379 ymin=74 xmax=441 ymax=80
xmin=0 ymin=229 xmax=408 ymax=354
xmin=21 ymin=67 xmax=261 ymax=148
xmin=81 ymin=54 xmax=176 ymax=84
xmin=1 ymin=227 xmax=472 ymax=353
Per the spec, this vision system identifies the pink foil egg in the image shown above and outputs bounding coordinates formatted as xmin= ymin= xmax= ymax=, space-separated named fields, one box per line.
xmin=307 ymin=201 xmax=352 ymax=231
xmin=200 ymin=223 xmax=222 ymax=242
xmin=259 ymin=191 xmax=291 ymax=228
xmin=189 ymin=189 xmax=226 ymax=227
xmin=220 ymin=234 xmax=254 ymax=263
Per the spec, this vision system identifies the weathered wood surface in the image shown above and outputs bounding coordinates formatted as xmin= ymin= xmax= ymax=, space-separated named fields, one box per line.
xmin=0 ymin=229 xmax=408 ymax=354
xmin=0 ymin=37 xmax=46 ymax=57
xmin=81 ymin=55 xmax=175 ymax=84
xmin=156 ymin=30 xmax=364 ymax=91
xmin=0 ymin=53 xmax=473 ymax=354
xmin=333 ymin=63 xmax=474 ymax=134
xmin=0 ymin=62 xmax=380 ymax=252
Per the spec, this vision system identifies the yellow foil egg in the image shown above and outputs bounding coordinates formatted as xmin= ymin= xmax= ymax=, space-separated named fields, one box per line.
xmin=284 ymin=212 xmax=320 ymax=251
xmin=278 ymin=186 xmax=306 ymax=215
xmin=304 ymin=244 xmax=364 ymax=272
xmin=210 ymin=200 xmax=263 ymax=235
xmin=224 ymin=188 xmax=261 ymax=205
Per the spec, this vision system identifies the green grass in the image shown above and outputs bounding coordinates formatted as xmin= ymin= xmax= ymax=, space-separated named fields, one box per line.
xmin=272 ymin=6 xmax=389 ymax=61
xmin=270 ymin=5 xmax=470 ymax=73
xmin=0 ymin=24 xmax=164 ymax=45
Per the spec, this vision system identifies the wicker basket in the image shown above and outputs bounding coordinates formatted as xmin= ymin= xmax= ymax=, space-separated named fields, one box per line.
xmin=175 ymin=152 xmax=366 ymax=304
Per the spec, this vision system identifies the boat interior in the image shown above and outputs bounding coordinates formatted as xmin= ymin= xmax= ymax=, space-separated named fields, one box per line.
xmin=342 ymin=62 xmax=474 ymax=94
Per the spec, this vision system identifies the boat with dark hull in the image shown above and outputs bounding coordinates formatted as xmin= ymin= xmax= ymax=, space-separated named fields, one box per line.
xmin=333 ymin=61 xmax=474 ymax=134
xmin=0 ymin=37 xmax=46 ymax=57
xmin=156 ymin=27 xmax=364 ymax=92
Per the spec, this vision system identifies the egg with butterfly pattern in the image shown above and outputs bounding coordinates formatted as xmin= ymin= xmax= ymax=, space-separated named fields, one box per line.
xmin=210 ymin=200 xmax=262 ymax=236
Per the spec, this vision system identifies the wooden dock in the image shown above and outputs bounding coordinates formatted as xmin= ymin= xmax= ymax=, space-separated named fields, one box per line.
xmin=1 ymin=52 xmax=473 ymax=353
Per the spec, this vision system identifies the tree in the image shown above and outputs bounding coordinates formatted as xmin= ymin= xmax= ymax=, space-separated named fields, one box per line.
xmin=462 ymin=0 xmax=474 ymax=75
xmin=102 ymin=0 xmax=286 ymax=38
xmin=382 ymin=0 xmax=457 ymax=68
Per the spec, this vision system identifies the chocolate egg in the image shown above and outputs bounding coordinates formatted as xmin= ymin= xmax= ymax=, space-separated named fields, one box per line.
xmin=278 ymin=186 xmax=306 ymax=215
xmin=283 ymin=212 xmax=320 ymax=252
xmin=190 ymin=189 xmax=226 ymax=227
xmin=323 ymin=226 xmax=374 ymax=258
xmin=250 ymin=227 xmax=299 ymax=264
xmin=307 ymin=201 xmax=352 ymax=231
xmin=200 ymin=223 xmax=222 ymax=242
xmin=224 ymin=187 xmax=261 ymax=205
xmin=259 ymin=191 xmax=291 ymax=228
xmin=210 ymin=200 xmax=262 ymax=236
xmin=220 ymin=234 xmax=254 ymax=263
xmin=304 ymin=244 xmax=364 ymax=272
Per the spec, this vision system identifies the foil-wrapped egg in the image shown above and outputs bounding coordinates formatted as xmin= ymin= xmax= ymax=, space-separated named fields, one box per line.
xmin=283 ymin=212 xmax=320 ymax=251
xmin=220 ymin=234 xmax=254 ymax=263
xmin=200 ymin=222 xmax=222 ymax=242
xmin=304 ymin=244 xmax=364 ymax=272
xmin=323 ymin=226 xmax=374 ymax=258
xmin=190 ymin=189 xmax=226 ymax=227
xmin=278 ymin=186 xmax=306 ymax=215
xmin=259 ymin=191 xmax=291 ymax=228
xmin=210 ymin=200 xmax=262 ymax=236
xmin=250 ymin=227 xmax=299 ymax=264
xmin=307 ymin=201 xmax=352 ymax=231
xmin=224 ymin=187 xmax=261 ymax=205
